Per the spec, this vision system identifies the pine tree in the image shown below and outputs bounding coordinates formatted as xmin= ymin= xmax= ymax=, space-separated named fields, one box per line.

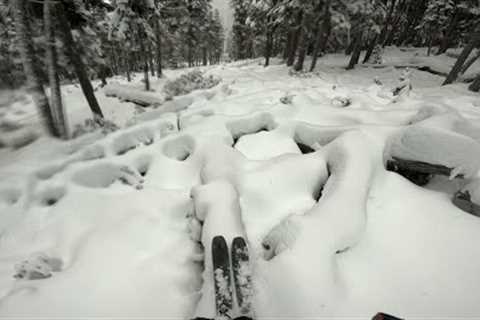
xmin=12 ymin=0 xmax=58 ymax=137
xmin=56 ymin=1 xmax=104 ymax=118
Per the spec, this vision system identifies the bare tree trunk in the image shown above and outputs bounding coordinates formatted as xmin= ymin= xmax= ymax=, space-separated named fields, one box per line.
xmin=284 ymin=29 xmax=294 ymax=61
xmin=294 ymin=12 xmax=310 ymax=72
xmin=125 ymin=50 xmax=131 ymax=82
xmin=345 ymin=38 xmax=355 ymax=55
xmin=137 ymin=26 xmax=150 ymax=91
xmin=287 ymin=11 xmax=303 ymax=67
xmin=202 ymin=47 xmax=208 ymax=66
xmin=265 ymin=30 xmax=273 ymax=67
xmin=148 ymin=45 xmax=155 ymax=77
xmin=347 ymin=32 xmax=363 ymax=70
xmin=469 ymin=74 xmax=480 ymax=92
xmin=362 ymin=34 xmax=378 ymax=64
xmin=378 ymin=0 xmax=397 ymax=46
xmin=443 ymin=31 xmax=480 ymax=85
xmin=155 ymin=19 xmax=163 ymax=77
xmin=437 ymin=10 xmax=459 ymax=55
xmin=427 ymin=35 xmax=433 ymax=56
xmin=13 ymin=0 xmax=57 ymax=137
xmin=460 ymin=50 xmax=480 ymax=75
xmin=44 ymin=0 xmax=68 ymax=139
xmin=56 ymin=2 xmax=104 ymax=118
xmin=310 ymin=0 xmax=332 ymax=72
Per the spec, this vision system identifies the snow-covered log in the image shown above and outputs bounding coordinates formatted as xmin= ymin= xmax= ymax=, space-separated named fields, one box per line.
xmin=104 ymin=84 xmax=165 ymax=107
xmin=386 ymin=126 xmax=480 ymax=179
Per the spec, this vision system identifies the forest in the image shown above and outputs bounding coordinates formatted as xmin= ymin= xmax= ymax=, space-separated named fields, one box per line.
xmin=1 ymin=1 xmax=480 ymax=320
xmin=1 ymin=0 xmax=479 ymax=137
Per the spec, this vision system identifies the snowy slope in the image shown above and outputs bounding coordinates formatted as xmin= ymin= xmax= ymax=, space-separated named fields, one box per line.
xmin=1 ymin=52 xmax=480 ymax=319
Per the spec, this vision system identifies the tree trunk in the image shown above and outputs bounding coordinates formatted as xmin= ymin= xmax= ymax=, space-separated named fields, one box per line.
xmin=345 ymin=37 xmax=355 ymax=55
xmin=310 ymin=24 xmax=323 ymax=72
xmin=347 ymin=32 xmax=363 ymax=70
xmin=148 ymin=45 xmax=155 ymax=77
xmin=139 ymin=37 xmax=150 ymax=91
xmin=294 ymin=12 xmax=310 ymax=72
xmin=155 ymin=19 xmax=163 ymax=78
xmin=202 ymin=47 xmax=208 ymax=66
xmin=437 ymin=10 xmax=459 ymax=55
xmin=396 ymin=0 xmax=427 ymax=46
xmin=265 ymin=30 xmax=273 ymax=67
xmin=110 ymin=46 xmax=119 ymax=75
xmin=363 ymin=34 xmax=378 ymax=64
xmin=460 ymin=50 xmax=480 ymax=75
xmin=310 ymin=0 xmax=332 ymax=72
xmin=427 ymin=35 xmax=433 ymax=56
xmin=284 ymin=29 xmax=294 ymax=61
xmin=287 ymin=11 xmax=303 ymax=67
xmin=126 ymin=50 xmax=131 ymax=82
xmin=469 ymin=74 xmax=480 ymax=92
xmin=443 ymin=31 xmax=480 ymax=85
xmin=56 ymin=2 xmax=103 ymax=118
xmin=13 ymin=0 xmax=57 ymax=136
xmin=378 ymin=0 xmax=397 ymax=45
xmin=44 ymin=0 xmax=67 ymax=139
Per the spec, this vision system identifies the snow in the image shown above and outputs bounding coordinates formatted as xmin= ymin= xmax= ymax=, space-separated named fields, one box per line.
xmin=1 ymin=49 xmax=480 ymax=319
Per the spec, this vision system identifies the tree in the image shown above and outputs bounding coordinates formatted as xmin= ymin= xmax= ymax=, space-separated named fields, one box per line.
xmin=44 ymin=0 xmax=68 ymax=139
xmin=12 ymin=0 xmax=58 ymax=137
xmin=231 ymin=0 xmax=255 ymax=60
xmin=346 ymin=0 xmax=379 ymax=70
xmin=56 ymin=1 xmax=104 ymax=118
xmin=443 ymin=29 xmax=480 ymax=85
xmin=311 ymin=0 xmax=332 ymax=71
xmin=469 ymin=74 xmax=480 ymax=92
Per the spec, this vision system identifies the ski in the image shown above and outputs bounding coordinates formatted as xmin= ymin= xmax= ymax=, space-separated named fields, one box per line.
xmin=231 ymin=237 xmax=254 ymax=319
xmin=212 ymin=235 xmax=233 ymax=319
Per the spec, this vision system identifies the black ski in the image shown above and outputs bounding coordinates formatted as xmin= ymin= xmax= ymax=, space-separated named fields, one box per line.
xmin=231 ymin=237 xmax=253 ymax=319
xmin=212 ymin=236 xmax=233 ymax=318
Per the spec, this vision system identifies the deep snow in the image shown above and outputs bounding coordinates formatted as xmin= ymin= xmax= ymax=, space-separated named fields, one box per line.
xmin=1 ymin=47 xmax=480 ymax=319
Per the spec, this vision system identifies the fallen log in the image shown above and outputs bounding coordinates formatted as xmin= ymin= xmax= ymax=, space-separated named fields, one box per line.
xmin=104 ymin=84 xmax=164 ymax=107
xmin=386 ymin=157 xmax=460 ymax=186
xmin=452 ymin=190 xmax=480 ymax=217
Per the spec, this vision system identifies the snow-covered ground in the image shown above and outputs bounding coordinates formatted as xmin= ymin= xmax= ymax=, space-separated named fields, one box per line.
xmin=1 ymin=48 xmax=480 ymax=319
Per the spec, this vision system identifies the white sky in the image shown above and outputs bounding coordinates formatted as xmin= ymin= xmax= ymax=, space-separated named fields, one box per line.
xmin=211 ymin=0 xmax=233 ymax=32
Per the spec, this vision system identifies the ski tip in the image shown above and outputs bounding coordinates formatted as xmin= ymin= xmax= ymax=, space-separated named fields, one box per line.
xmin=212 ymin=235 xmax=228 ymax=246
xmin=232 ymin=236 xmax=247 ymax=246
xmin=372 ymin=313 xmax=404 ymax=320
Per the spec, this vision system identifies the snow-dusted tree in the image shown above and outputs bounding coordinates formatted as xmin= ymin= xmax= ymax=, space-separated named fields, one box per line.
xmin=293 ymin=1 xmax=318 ymax=71
xmin=12 ymin=0 xmax=58 ymax=137
xmin=110 ymin=0 xmax=156 ymax=90
xmin=56 ymin=1 xmax=104 ymax=118
xmin=346 ymin=0 xmax=380 ymax=70
xmin=310 ymin=0 xmax=333 ymax=71
xmin=0 ymin=1 xmax=20 ymax=88
xmin=418 ymin=0 xmax=454 ymax=55
xmin=249 ymin=0 xmax=284 ymax=67
xmin=231 ymin=0 xmax=255 ymax=60
xmin=443 ymin=28 xmax=480 ymax=85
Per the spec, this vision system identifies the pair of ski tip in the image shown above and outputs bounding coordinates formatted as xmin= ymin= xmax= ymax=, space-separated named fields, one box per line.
xmin=205 ymin=235 xmax=253 ymax=320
